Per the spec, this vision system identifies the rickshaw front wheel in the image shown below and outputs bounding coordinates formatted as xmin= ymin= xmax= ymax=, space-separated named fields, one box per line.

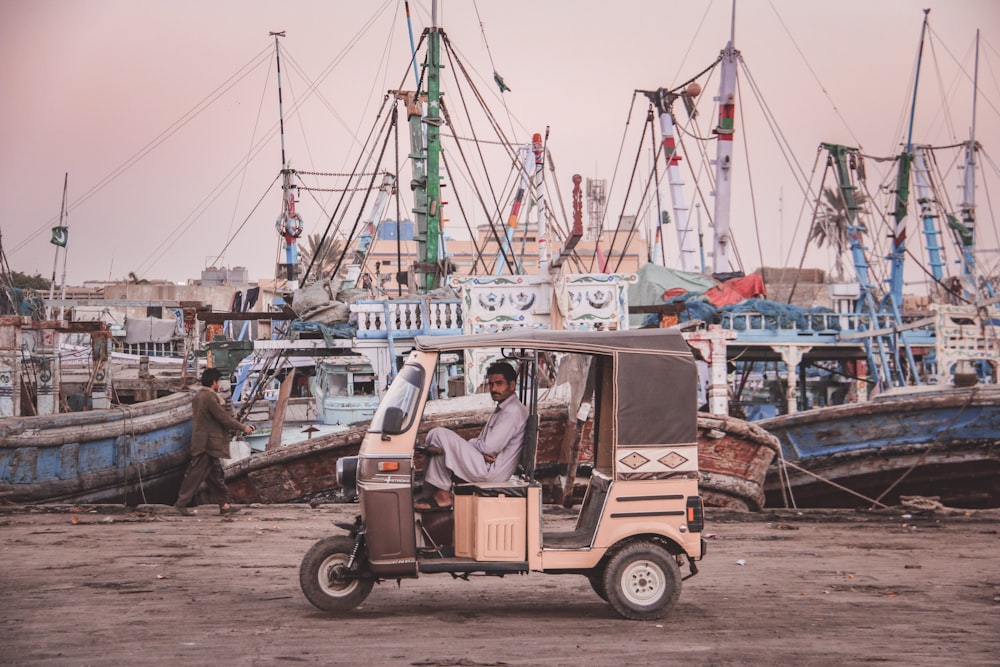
xmin=602 ymin=541 xmax=681 ymax=620
xmin=300 ymin=535 xmax=374 ymax=612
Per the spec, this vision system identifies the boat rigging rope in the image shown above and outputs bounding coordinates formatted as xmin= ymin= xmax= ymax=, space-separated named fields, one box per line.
xmin=10 ymin=45 xmax=274 ymax=256
xmin=610 ymin=113 xmax=657 ymax=272
xmin=471 ymin=0 xmax=520 ymax=146
xmin=777 ymin=455 xmax=890 ymax=509
xmin=869 ymin=388 xmax=976 ymax=509
xmin=765 ymin=0 xmax=864 ymax=149
xmin=114 ymin=404 xmax=146 ymax=506
xmin=440 ymin=148 xmax=494 ymax=274
xmin=300 ymin=94 xmax=396 ymax=286
xmin=437 ymin=39 xmax=522 ymax=274
xmin=437 ymin=102 xmax=516 ymax=276
xmin=593 ymin=93 xmax=642 ymax=274
xmin=296 ymin=170 xmax=381 ymax=177
xmin=328 ymin=110 xmax=399 ymax=282
xmin=296 ymin=185 xmax=378 ymax=193
xmin=609 ymin=113 xmax=654 ymax=273
xmin=779 ymin=148 xmax=825 ymax=283
xmin=207 ymin=173 xmax=282 ymax=270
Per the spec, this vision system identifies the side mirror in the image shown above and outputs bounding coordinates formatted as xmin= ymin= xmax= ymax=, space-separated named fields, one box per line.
xmin=381 ymin=406 xmax=406 ymax=438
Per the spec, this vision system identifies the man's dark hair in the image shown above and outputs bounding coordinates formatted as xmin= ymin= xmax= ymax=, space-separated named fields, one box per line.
xmin=485 ymin=361 xmax=517 ymax=383
xmin=200 ymin=367 xmax=223 ymax=387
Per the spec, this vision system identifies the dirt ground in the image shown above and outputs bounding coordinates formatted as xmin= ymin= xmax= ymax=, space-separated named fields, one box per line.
xmin=1 ymin=502 xmax=998 ymax=667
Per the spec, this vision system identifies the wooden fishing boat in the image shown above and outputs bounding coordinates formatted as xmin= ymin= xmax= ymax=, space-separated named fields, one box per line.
xmin=226 ymin=398 xmax=778 ymax=510
xmin=760 ymin=384 xmax=1000 ymax=509
xmin=219 ymin=10 xmax=780 ymax=511
xmin=225 ymin=403 xmax=570 ymax=504
xmin=0 ymin=389 xmax=194 ymax=505
xmin=696 ymin=412 xmax=780 ymax=510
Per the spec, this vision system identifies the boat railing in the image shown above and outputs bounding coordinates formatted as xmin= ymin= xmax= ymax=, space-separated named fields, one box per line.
xmin=116 ymin=340 xmax=184 ymax=358
xmin=720 ymin=309 xmax=938 ymax=346
xmin=720 ymin=310 xmax=869 ymax=339
xmin=352 ymin=299 xmax=463 ymax=339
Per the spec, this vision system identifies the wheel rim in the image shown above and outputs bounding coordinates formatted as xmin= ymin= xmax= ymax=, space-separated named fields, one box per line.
xmin=620 ymin=559 xmax=666 ymax=606
xmin=317 ymin=553 xmax=359 ymax=597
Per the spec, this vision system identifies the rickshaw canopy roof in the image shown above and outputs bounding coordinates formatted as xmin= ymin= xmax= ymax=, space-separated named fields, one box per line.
xmin=415 ymin=329 xmax=697 ymax=446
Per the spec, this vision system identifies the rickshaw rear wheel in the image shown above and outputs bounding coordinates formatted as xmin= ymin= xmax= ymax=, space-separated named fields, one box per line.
xmin=602 ymin=541 xmax=681 ymax=620
xmin=300 ymin=536 xmax=374 ymax=612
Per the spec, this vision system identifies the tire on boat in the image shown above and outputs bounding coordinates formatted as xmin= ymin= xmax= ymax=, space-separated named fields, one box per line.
xmin=602 ymin=541 xmax=681 ymax=620
xmin=299 ymin=535 xmax=374 ymax=612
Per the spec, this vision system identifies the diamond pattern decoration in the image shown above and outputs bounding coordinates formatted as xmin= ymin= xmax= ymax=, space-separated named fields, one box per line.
xmin=659 ymin=451 xmax=689 ymax=469
xmin=620 ymin=452 xmax=650 ymax=470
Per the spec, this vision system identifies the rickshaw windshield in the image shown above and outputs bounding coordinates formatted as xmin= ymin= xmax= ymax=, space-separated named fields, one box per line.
xmin=368 ymin=362 xmax=425 ymax=433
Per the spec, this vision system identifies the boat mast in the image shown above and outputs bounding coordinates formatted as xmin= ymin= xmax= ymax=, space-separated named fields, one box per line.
xmin=272 ymin=31 xmax=302 ymax=291
xmin=958 ymin=30 xmax=990 ymax=299
xmin=533 ymin=130 xmax=550 ymax=272
xmin=711 ymin=3 xmax=738 ymax=274
xmin=911 ymin=148 xmax=946 ymax=284
xmin=46 ymin=173 xmax=69 ymax=321
xmin=412 ymin=0 xmax=444 ymax=292
xmin=645 ymin=88 xmax=698 ymax=273
xmin=823 ymin=143 xmax=897 ymax=388
xmin=497 ymin=146 xmax=533 ymax=274
xmin=888 ymin=9 xmax=930 ymax=309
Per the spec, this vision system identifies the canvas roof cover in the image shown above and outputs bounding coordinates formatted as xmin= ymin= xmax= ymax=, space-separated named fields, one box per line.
xmin=415 ymin=329 xmax=697 ymax=447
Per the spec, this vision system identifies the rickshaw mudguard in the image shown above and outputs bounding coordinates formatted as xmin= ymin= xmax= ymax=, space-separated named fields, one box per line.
xmin=360 ymin=481 xmax=419 ymax=578
xmin=355 ymin=353 xmax=433 ymax=580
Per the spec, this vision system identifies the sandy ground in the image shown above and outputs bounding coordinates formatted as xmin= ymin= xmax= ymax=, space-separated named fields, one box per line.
xmin=1 ymin=502 xmax=998 ymax=667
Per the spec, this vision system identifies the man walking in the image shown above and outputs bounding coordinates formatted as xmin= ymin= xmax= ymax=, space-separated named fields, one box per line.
xmin=174 ymin=367 xmax=254 ymax=516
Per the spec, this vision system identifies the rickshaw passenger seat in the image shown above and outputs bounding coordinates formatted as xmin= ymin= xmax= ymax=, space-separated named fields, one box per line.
xmin=454 ymin=409 xmax=538 ymax=499
xmin=542 ymin=470 xmax=611 ymax=548
xmin=516 ymin=412 xmax=539 ymax=481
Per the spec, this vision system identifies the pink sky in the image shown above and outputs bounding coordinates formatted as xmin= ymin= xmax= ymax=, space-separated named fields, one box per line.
xmin=2 ymin=0 xmax=998 ymax=291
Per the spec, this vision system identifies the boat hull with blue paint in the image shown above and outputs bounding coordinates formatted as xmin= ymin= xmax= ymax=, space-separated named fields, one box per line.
xmin=0 ymin=390 xmax=194 ymax=505
xmin=760 ymin=385 xmax=1000 ymax=508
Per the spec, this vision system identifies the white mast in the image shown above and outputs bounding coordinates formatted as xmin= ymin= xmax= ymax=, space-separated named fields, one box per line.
xmin=958 ymin=29 xmax=981 ymax=296
xmin=46 ymin=173 xmax=69 ymax=320
xmin=646 ymin=89 xmax=699 ymax=272
xmin=711 ymin=4 xmax=738 ymax=274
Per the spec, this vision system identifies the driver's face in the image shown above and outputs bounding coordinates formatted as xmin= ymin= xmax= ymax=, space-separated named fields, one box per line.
xmin=487 ymin=373 xmax=516 ymax=403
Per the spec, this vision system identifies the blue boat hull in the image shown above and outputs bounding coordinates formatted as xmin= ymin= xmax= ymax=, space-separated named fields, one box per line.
xmin=759 ymin=385 xmax=1000 ymax=508
xmin=0 ymin=391 xmax=194 ymax=505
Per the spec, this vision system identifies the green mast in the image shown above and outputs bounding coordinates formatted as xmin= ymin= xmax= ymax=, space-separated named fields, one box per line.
xmin=410 ymin=1 xmax=443 ymax=293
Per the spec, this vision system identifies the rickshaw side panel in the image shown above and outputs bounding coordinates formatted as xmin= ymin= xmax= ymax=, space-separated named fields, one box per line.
xmin=360 ymin=481 xmax=418 ymax=578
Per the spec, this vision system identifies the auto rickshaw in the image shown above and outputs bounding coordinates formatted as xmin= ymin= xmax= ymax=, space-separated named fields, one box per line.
xmin=299 ymin=328 xmax=706 ymax=620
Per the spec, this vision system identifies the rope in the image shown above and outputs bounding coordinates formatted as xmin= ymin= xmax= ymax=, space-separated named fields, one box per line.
xmin=779 ymin=457 xmax=890 ymax=509
xmin=766 ymin=0 xmax=864 ymax=149
xmin=609 ymin=114 xmax=652 ymax=272
xmin=115 ymin=404 xmax=145 ymax=506
xmin=869 ymin=387 xmax=976 ymax=508
xmin=295 ymin=170 xmax=381 ymax=177
xmin=296 ymin=185 xmax=377 ymax=193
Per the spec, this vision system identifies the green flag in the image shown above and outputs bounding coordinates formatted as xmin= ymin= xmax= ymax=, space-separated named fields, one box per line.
xmin=50 ymin=226 xmax=69 ymax=247
xmin=493 ymin=71 xmax=511 ymax=93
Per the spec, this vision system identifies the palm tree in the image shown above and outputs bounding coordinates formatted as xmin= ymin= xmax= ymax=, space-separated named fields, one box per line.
xmin=298 ymin=233 xmax=345 ymax=283
xmin=809 ymin=186 xmax=868 ymax=281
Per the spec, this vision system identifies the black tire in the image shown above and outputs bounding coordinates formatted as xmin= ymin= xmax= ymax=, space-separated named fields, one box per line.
xmin=299 ymin=535 xmax=374 ymax=612
xmin=587 ymin=572 xmax=608 ymax=601
xmin=602 ymin=541 xmax=681 ymax=620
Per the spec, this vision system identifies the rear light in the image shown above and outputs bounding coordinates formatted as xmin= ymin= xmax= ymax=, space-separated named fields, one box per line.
xmin=377 ymin=461 xmax=400 ymax=473
xmin=686 ymin=495 xmax=705 ymax=533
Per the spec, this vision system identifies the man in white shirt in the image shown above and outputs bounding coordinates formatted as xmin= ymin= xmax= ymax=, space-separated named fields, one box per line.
xmin=415 ymin=362 xmax=528 ymax=511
